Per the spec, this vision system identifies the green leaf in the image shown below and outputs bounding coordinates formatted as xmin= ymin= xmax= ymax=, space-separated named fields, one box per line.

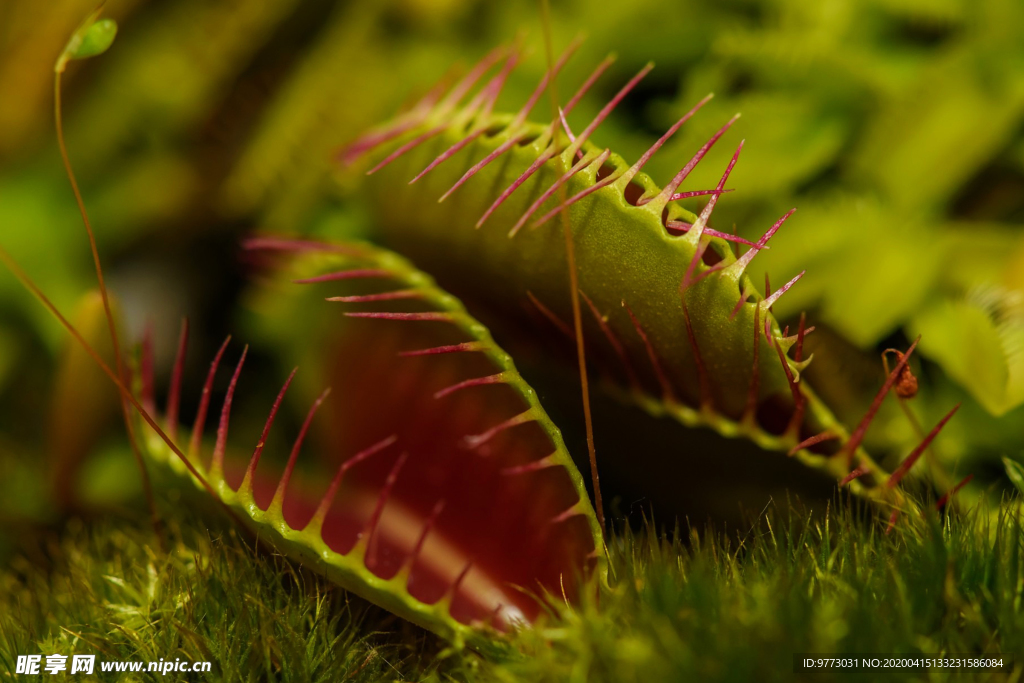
xmin=72 ymin=19 xmax=118 ymax=60
xmin=911 ymin=293 xmax=1024 ymax=416
xmin=56 ymin=11 xmax=118 ymax=73
xmin=1003 ymin=457 xmax=1024 ymax=495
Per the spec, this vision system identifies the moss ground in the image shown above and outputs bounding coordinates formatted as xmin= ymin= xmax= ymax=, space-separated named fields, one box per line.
xmin=1 ymin=494 xmax=1021 ymax=682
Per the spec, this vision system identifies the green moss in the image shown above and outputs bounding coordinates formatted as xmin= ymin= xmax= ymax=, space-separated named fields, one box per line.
xmin=0 ymin=509 xmax=458 ymax=682
xmin=3 ymin=496 xmax=1021 ymax=682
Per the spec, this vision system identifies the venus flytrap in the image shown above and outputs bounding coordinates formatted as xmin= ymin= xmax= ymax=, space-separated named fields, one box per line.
xmin=147 ymin=239 xmax=606 ymax=648
xmin=0 ymin=17 xmax=974 ymax=651
xmin=3 ymin=237 xmax=607 ymax=650
xmin=343 ymin=44 xmax=967 ymax=519
xmin=5 ymin=12 xmax=604 ymax=648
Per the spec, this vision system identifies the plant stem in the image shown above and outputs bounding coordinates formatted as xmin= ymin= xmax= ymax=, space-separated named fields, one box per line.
xmin=539 ymin=0 xmax=605 ymax=535
xmin=54 ymin=70 xmax=164 ymax=550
